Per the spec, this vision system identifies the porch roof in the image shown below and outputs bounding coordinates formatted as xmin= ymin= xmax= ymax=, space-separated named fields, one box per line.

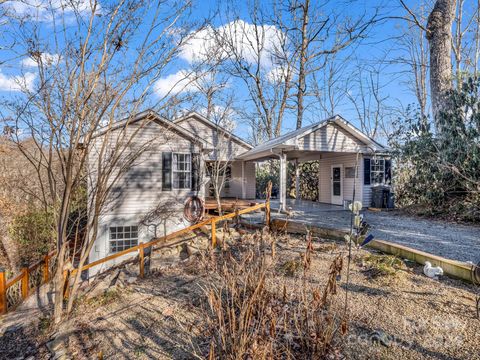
xmin=236 ymin=115 xmax=389 ymax=162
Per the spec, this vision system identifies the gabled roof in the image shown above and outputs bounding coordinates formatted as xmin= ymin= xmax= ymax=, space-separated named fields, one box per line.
xmin=173 ymin=111 xmax=253 ymax=150
xmin=237 ymin=115 xmax=389 ymax=161
xmin=89 ymin=109 xmax=212 ymax=149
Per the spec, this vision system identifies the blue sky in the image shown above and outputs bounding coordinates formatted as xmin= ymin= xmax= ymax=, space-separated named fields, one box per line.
xmin=0 ymin=0 xmax=434 ymax=143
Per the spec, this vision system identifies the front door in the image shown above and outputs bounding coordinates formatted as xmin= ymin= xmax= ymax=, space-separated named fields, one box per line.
xmin=331 ymin=165 xmax=343 ymax=205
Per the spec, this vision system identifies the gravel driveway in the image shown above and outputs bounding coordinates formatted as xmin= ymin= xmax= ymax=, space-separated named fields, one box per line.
xmin=247 ymin=199 xmax=480 ymax=263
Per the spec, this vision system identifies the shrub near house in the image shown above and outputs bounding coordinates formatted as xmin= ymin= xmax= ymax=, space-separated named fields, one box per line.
xmin=392 ymin=79 xmax=480 ymax=222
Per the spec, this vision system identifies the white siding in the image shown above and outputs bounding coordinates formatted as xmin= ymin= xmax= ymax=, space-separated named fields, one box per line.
xmin=363 ymin=185 xmax=372 ymax=208
xmin=89 ymin=121 xmax=202 ymax=215
xmin=298 ymin=123 xmax=368 ymax=153
xmin=205 ymin=160 xmax=255 ymax=199
xmin=176 ymin=115 xmax=250 ymax=160
xmin=88 ymin=120 xmax=203 ymax=277
xmin=317 ymin=153 xmax=364 ymax=205
xmin=176 ymin=115 xmax=255 ymax=199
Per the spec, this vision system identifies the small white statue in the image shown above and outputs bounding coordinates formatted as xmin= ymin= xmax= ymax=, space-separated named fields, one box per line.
xmin=423 ymin=261 xmax=444 ymax=279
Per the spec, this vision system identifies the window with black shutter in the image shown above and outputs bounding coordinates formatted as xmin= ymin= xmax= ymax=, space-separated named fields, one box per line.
xmin=162 ymin=152 xmax=172 ymax=190
xmin=363 ymin=158 xmax=371 ymax=185
xmin=385 ymin=159 xmax=392 ymax=185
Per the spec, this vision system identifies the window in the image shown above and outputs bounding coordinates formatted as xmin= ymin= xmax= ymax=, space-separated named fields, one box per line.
xmin=345 ymin=167 xmax=357 ymax=179
xmin=109 ymin=226 xmax=138 ymax=253
xmin=370 ymin=158 xmax=385 ymax=185
xmin=173 ymin=153 xmax=191 ymax=189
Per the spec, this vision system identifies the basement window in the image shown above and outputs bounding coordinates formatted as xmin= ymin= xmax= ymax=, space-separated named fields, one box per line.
xmin=109 ymin=226 xmax=138 ymax=253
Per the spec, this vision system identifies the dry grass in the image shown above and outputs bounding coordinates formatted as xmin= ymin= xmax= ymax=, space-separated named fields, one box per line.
xmin=201 ymin=231 xmax=347 ymax=359
xmin=2 ymin=228 xmax=479 ymax=359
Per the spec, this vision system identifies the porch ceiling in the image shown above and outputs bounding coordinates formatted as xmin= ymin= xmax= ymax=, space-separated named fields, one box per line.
xmin=236 ymin=149 xmax=359 ymax=163
xmin=236 ymin=114 xmax=388 ymax=162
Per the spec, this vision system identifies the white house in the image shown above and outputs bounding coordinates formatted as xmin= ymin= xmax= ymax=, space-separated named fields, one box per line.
xmin=87 ymin=110 xmax=255 ymax=275
xmin=87 ymin=111 xmax=389 ymax=275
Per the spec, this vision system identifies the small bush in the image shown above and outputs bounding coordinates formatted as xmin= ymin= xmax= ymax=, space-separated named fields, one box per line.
xmin=9 ymin=208 xmax=55 ymax=266
xmin=359 ymin=254 xmax=404 ymax=278
xmin=280 ymin=258 xmax=302 ymax=276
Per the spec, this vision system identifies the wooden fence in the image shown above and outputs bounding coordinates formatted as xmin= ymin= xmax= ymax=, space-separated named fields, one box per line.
xmin=0 ymin=201 xmax=270 ymax=315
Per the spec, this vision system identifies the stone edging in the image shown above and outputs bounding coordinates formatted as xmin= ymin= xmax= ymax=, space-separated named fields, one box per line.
xmin=271 ymin=218 xmax=474 ymax=283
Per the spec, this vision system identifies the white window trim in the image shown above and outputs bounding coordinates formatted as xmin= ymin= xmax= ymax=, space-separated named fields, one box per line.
xmin=172 ymin=152 xmax=191 ymax=189
xmin=370 ymin=158 xmax=385 ymax=186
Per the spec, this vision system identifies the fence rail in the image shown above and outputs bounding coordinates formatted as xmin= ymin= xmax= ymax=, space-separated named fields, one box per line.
xmin=0 ymin=200 xmax=270 ymax=315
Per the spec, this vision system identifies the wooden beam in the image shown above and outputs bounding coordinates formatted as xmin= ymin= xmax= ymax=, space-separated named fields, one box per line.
xmin=21 ymin=268 xmax=29 ymax=299
xmin=0 ymin=269 xmax=6 ymax=314
xmin=211 ymin=220 xmax=217 ymax=247
xmin=139 ymin=244 xmax=145 ymax=278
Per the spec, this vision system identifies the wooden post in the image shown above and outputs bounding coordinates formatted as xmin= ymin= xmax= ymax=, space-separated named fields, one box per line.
xmin=43 ymin=255 xmax=49 ymax=283
xmin=265 ymin=181 xmax=272 ymax=230
xmin=211 ymin=220 xmax=217 ymax=247
xmin=21 ymin=268 xmax=29 ymax=299
xmin=0 ymin=269 xmax=6 ymax=314
xmin=139 ymin=243 xmax=145 ymax=278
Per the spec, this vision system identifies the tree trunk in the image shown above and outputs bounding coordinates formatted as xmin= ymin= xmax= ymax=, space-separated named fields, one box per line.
xmin=53 ymin=241 xmax=66 ymax=324
xmin=426 ymin=0 xmax=457 ymax=124
xmin=296 ymin=0 xmax=310 ymax=130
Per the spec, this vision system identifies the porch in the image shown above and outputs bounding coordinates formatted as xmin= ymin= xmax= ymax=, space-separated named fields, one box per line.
xmin=204 ymin=197 xmax=260 ymax=212
xmin=268 ymin=198 xmax=345 ymax=213
xmin=236 ymin=115 xmax=389 ymax=212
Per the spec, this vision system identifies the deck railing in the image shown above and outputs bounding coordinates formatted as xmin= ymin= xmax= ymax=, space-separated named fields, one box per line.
xmin=0 ymin=200 xmax=270 ymax=315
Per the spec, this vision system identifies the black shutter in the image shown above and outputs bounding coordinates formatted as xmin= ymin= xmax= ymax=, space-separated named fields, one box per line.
xmin=191 ymin=153 xmax=200 ymax=191
xmin=385 ymin=159 xmax=392 ymax=185
xmin=162 ymin=152 xmax=172 ymax=190
xmin=364 ymin=158 xmax=371 ymax=185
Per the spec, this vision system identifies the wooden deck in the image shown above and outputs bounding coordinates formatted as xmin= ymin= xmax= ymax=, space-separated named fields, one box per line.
xmin=204 ymin=197 xmax=260 ymax=212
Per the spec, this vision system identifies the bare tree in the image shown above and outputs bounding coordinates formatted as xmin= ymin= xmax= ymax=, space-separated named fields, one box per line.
xmin=396 ymin=2 xmax=431 ymax=119
xmin=214 ymin=2 xmax=295 ymax=142
xmin=2 ymin=0 xmax=200 ymax=324
xmin=204 ymin=103 xmax=238 ymax=215
xmin=345 ymin=61 xmax=393 ymax=139
xmin=311 ymin=51 xmax=351 ymax=118
xmin=288 ymin=0 xmax=378 ymax=129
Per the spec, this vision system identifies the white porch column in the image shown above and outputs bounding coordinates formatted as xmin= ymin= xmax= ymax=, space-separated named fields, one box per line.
xmin=241 ymin=161 xmax=246 ymax=199
xmin=294 ymin=159 xmax=300 ymax=199
xmin=279 ymin=152 xmax=287 ymax=212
